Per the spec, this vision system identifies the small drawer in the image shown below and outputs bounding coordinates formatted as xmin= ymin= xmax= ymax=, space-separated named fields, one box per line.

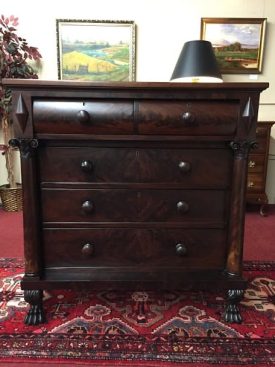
xmin=137 ymin=100 xmax=238 ymax=135
xmin=247 ymin=155 xmax=265 ymax=173
xmin=41 ymin=188 xmax=226 ymax=223
xmin=256 ymin=126 xmax=269 ymax=137
xmin=33 ymin=99 xmax=134 ymax=134
xmin=247 ymin=174 xmax=264 ymax=191
xmin=43 ymin=228 xmax=227 ymax=269
xmin=39 ymin=146 xmax=231 ymax=188
xmin=254 ymin=136 xmax=269 ymax=154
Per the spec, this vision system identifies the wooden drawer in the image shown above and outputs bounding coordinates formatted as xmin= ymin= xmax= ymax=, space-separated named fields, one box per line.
xmin=247 ymin=154 xmax=265 ymax=173
xmin=43 ymin=228 xmax=227 ymax=269
xmin=39 ymin=146 xmax=231 ymax=188
xmin=255 ymin=136 xmax=269 ymax=153
xmin=137 ymin=100 xmax=238 ymax=135
xmin=256 ymin=125 xmax=270 ymax=137
xmin=41 ymin=188 xmax=226 ymax=223
xmin=33 ymin=99 xmax=134 ymax=134
xmin=247 ymin=174 xmax=264 ymax=191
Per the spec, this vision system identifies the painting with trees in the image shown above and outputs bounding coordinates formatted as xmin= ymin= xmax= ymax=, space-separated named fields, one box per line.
xmin=56 ymin=19 xmax=136 ymax=81
xmin=201 ymin=18 xmax=266 ymax=74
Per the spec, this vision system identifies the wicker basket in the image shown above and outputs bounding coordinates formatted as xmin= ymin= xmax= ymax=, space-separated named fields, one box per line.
xmin=0 ymin=184 xmax=23 ymax=212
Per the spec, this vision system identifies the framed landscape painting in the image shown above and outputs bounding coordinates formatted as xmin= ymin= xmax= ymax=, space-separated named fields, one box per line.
xmin=201 ymin=18 xmax=266 ymax=74
xmin=56 ymin=19 xmax=136 ymax=81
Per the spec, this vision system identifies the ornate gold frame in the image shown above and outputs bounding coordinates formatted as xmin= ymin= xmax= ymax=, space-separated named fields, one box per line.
xmin=201 ymin=18 xmax=267 ymax=74
xmin=56 ymin=19 xmax=136 ymax=81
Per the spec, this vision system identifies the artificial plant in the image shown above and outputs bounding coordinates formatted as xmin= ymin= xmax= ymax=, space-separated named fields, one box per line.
xmin=0 ymin=14 xmax=42 ymax=188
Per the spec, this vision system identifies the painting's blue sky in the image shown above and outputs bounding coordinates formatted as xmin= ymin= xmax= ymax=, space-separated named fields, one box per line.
xmin=59 ymin=22 xmax=131 ymax=45
xmin=205 ymin=23 xmax=261 ymax=47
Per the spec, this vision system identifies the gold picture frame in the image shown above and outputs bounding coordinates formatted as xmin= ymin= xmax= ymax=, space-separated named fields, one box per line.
xmin=56 ymin=19 xmax=136 ymax=81
xmin=200 ymin=18 xmax=267 ymax=74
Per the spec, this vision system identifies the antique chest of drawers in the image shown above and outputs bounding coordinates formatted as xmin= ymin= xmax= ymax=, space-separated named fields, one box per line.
xmin=246 ymin=121 xmax=274 ymax=215
xmin=5 ymin=80 xmax=268 ymax=325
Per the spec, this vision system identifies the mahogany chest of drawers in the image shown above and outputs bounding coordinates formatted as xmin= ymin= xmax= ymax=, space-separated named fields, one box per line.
xmin=246 ymin=121 xmax=274 ymax=215
xmin=5 ymin=80 xmax=268 ymax=325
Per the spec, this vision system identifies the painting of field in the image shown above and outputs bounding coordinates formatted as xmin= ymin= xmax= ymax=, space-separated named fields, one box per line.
xmin=201 ymin=18 xmax=266 ymax=74
xmin=57 ymin=20 xmax=135 ymax=81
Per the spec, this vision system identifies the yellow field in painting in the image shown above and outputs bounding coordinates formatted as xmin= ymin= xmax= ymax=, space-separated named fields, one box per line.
xmin=62 ymin=51 xmax=117 ymax=73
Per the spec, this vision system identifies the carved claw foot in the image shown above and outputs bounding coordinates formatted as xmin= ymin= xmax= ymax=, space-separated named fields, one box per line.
xmin=224 ymin=289 xmax=244 ymax=324
xmin=24 ymin=290 xmax=46 ymax=325
xmin=260 ymin=204 xmax=268 ymax=217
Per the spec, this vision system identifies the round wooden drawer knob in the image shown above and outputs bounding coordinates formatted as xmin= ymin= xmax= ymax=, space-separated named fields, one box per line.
xmin=178 ymin=161 xmax=191 ymax=173
xmin=176 ymin=243 xmax=187 ymax=257
xmin=77 ymin=110 xmax=90 ymax=123
xmin=81 ymin=160 xmax=93 ymax=172
xmin=182 ymin=111 xmax=195 ymax=124
xmin=81 ymin=243 xmax=94 ymax=256
xmin=82 ymin=200 xmax=94 ymax=214
xmin=177 ymin=201 xmax=189 ymax=213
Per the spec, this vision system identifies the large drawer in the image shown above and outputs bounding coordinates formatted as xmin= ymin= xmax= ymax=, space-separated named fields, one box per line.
xmin=43 ymin=228 xmax=227 ymax=269
xmin=137 ymin=100 xmax=238 ymax=135
xmin=39 ymin=146 xmax=232 ymax=188
xmin=33 ymin=99 xmax=134 ymax=134
xmin=41 ymin=188 xmax=226 ymax=223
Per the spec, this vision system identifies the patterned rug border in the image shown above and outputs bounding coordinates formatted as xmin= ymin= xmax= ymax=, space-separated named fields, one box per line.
xmin=0 ymin=257 xmax=275 ymax=271
xmin=0 ymin=334 xmax=274 ymax=364
xmin=0 ymin=258 xmax=24 ymax=268
xmin=243 ymin=260 xmax=275 ymax=271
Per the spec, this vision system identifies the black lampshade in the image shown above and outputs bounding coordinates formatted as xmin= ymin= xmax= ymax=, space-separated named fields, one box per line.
xmin=170 ymin=40 xmax=223 ymax=82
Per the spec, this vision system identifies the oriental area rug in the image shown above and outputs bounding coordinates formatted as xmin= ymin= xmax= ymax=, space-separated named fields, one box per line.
xmin=0 ymin=258 xmax=274 ymax=366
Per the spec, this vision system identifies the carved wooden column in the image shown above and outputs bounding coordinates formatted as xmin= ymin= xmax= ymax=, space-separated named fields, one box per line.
xmin=224 ymin=95 xmax=257 ymax=323
xmin=226 ymin=140 xmax=251 ymax=276
xmin=10 ymin=138 xmax=45 ymax=325
xmin=10 ymin=93 xmax=45 ymax=325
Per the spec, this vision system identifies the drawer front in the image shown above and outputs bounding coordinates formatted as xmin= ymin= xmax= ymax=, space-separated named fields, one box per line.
xmin=247 ymin=174 xmax=264 ymax=191
xmin=256 ymin=126 xmax=269 ymax=138
xmin=255 ymin=136 xmax=269 ymax=154
xmin=39 ymin=146 xmax=231 ymax=187
xmin=41 ymin=189 xmax=226 ymax=222
xmin=43 ymin=228 xmax=227 ymax=269
xmin=247 ymin=154 xmax=265 ymax=173
xmin=33 ymin=100 xmax=134 ymax=134
xmin=137 ymin=100 xmax=238 ymax=135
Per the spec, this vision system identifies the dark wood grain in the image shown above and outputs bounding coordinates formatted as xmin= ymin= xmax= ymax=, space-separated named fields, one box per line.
xmin=18 ymin=139 xmax=42 ymax=277
xmin=39 ymin=145 xmax=232 ymax=187
xmin=41 ymin=188 xmax=227 ymax=223
xmin=43 ymin=228 xmax=227 ymax=269
xmin=137 ymin=100 xmax=238 ymax=135
xmin=33 ymin=100 xmax=134 ymax=134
